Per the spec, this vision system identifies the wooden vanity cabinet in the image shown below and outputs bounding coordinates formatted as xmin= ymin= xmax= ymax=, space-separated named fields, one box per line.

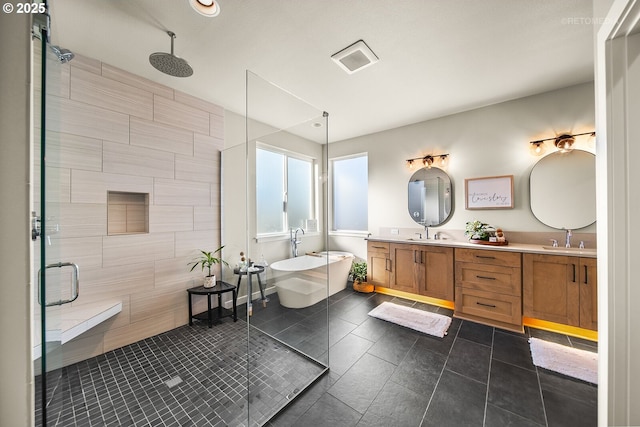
xmin=388 ymin=243 xmax=454 ymax=298
xmin=367 ymin=241 xmax=390 ymax=288
xmin=389 ymin=243 xmax=418 ymax=293
xmin=454 ymin=248 xmax=523 ymax=332
xmin=523 ymin=254 xmax=597 ymax=331
xmin=367 ymin=241 xmax=454 ymax=300
xmin=414 ymin=245 xmax=454 ymax=300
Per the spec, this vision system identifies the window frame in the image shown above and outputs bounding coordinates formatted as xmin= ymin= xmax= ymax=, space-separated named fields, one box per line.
xmin=255 ymin=143 xmax=318 ymax=239
xmin=329 ymin=152 xmax=369 ymax=236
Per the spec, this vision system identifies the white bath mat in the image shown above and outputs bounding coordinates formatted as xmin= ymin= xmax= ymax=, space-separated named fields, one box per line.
xmin=529 ymin=337 xmax=598 ymax=384
xmin=368 ymin=302 xmax=452 ymax=338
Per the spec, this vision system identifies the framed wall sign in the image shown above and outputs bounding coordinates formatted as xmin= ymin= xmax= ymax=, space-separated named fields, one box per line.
xmin=465 ymin=175 xmax=514 ymax=209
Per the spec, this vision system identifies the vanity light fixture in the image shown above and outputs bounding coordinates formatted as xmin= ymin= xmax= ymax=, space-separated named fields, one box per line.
xmin=529 ymin=131 xmax=595 ymax=155
xmin=531 ymin=141 xmax=545 ymax=155
xmin=189 ymin=0 xmax=221 ymax=17
xmin=424 ymin=156 xmax=434 ymax=168
xmin=554 ymin=134 xmax=576 ymax=152
xmin=406 ymin=154 xmax=449 ymax=169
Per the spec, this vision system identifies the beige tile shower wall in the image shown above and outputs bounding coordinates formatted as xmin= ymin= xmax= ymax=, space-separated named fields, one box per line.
xmin=43 ymin=53 xmax=223 ymax=367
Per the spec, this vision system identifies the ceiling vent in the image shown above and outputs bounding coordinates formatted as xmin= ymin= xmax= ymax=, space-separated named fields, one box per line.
xmin=331 ymin=40 xmax=379 ymax=74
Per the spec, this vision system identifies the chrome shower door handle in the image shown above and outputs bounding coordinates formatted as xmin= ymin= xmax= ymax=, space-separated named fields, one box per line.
xmin=38 ymin=262 xmax=79 ymax=307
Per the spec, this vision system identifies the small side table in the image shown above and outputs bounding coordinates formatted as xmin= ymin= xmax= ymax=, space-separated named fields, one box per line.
xmin=187 ymin=281 xmax=237 ymax=328
xmin=234 ymin=265 xmax=268 ymax=314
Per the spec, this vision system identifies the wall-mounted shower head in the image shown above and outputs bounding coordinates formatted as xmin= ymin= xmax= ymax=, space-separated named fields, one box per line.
xmin=50 ymin=45 xmax=74 ymax=63
xmin=149 ymin=31 xmax=193 ymax=78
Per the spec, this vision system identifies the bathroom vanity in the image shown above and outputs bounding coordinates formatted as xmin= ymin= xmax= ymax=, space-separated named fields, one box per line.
xmin=523 ymin=253 xmax=597 ymax=331
xmin=368 ymin=148 xmax=598 ymax=336
xmin=367 ymin=241 xmax=454 ymax=300
xmin=367 ymin=237 xmax=597 ymax=335
xmin=455 ymin=248 xmax=522 ymax=332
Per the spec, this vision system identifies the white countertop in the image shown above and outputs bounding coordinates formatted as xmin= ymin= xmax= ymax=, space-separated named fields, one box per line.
xmin=367 ymin=236 xmax=597 ymax=258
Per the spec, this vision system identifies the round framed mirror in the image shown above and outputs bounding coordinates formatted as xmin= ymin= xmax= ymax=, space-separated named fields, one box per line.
xmin=529 ymin=149 xmax=596 ymax=229
xmin=408 ymin=167 xmax=453 ymax=226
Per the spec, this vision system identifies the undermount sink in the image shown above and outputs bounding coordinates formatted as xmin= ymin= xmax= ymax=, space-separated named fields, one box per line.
xmin=542 ymin=246 xmax=597 ymax=255
xmin=406 ymin=237 xmax=446 ymax=242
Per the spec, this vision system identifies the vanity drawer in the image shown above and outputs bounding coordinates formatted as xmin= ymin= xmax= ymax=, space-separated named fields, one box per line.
xmin=455 ymin=287 xmax=522 ymax=326
xmin=367 ymin=241 xmax=390 ymax=253
xmin=455 ymin=248 xmax=521 ymax=268
xmin=455 ymin=262 xmax=522 ymax=296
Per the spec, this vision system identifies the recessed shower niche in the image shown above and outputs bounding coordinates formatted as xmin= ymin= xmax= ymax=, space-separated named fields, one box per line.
xmin=107 ymin=191 xmax=149 ymax=235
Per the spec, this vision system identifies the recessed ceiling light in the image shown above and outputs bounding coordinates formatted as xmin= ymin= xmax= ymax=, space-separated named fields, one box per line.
xmin=189 ymin=0 xmax=221 ymax=17
xmin=331 ymin=40 xmax=379 ymax=74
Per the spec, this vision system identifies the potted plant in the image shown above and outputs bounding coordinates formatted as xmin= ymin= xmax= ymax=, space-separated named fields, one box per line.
xmin=350 ymin=260 xmax=373 ymax=293
xmin=188 ymin=246 xmax=229 ymax=288
xmin=464 ymin=220 xmax=495 ymax=241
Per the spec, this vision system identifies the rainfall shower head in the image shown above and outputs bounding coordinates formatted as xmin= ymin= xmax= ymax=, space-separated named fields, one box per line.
xmin=149 ymin=31 xmax=193 ymax=78
xmin=50 ymin=45 xmax=74 ymax=63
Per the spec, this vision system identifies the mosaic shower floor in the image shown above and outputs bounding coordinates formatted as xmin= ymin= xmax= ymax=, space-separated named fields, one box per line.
xmin=35 ymin=318 xmax=326 ymax=426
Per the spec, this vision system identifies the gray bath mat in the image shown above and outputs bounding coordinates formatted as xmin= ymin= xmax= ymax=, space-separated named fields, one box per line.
xmin=368 ymin=302 xmax=451 ymax=338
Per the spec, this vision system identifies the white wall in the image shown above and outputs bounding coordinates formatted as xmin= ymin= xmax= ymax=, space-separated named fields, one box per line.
xmin=328 ymin=82 xmax=596 ymax=259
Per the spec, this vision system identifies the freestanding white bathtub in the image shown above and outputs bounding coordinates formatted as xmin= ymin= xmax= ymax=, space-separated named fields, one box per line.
xmin=269 ymin=251 xmax=354 ymax=308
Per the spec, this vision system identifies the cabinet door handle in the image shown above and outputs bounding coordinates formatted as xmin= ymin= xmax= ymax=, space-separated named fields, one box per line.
xmin=476 ymin=275 xmax=496 ymax=281
xmin=386 ymin=259 xmax=392 ymax=272
xmin=475 ymin=255 xmax=496 ymax=260
xmin=584 ymin=265 xmax=588 ymax=284
xmin=476 ymin=301 xmax=497 ymax=308
xmin=572 ymin=264 xmax=576 ymax=282
xmin=373 ymin=246 xmax=386 ymax=249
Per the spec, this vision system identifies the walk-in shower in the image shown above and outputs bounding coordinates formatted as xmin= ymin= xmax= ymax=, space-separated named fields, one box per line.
xmin=32 ymin=1 xmax=328 ymax=423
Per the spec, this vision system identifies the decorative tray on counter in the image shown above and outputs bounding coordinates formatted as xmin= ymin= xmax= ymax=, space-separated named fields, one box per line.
xmin=469 ymin=239 xmax=509 ymax=246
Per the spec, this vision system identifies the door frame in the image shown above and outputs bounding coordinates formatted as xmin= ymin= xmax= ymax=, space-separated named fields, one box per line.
xmin=595 ymin=0 xmax=640 ymax=424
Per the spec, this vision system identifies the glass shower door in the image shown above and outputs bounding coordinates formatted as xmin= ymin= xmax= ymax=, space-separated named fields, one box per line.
xmin=244 ymin=71 xmax=330 ymax=425
xmin=33 ymin=24 xmax=77 ymax=426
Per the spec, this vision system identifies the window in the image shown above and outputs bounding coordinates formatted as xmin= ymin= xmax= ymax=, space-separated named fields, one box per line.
xmin=256 ymin=146 xmax=315 ymax=235
xmin=331 ymin=154 xmax=368 ymax=232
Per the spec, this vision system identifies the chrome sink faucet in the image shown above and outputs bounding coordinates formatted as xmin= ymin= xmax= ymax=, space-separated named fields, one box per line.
xmin=290 ymin=227 xmax=305 ymax=257
xmin=424 ymin=225 xmax=429 ymax=240
xmin=564 ymin=229 xmax=573 ymax=248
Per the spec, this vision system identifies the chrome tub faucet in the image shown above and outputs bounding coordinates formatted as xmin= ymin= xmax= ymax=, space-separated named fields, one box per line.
xmin=290 ymin=227 xmax=305 ymax=257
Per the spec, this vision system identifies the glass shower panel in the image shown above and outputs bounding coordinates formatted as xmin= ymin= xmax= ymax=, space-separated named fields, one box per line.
xmin=32 ymin=31 xmax=73 ymax=426
xmin=244 ymin=71 xmax=329 ymax=425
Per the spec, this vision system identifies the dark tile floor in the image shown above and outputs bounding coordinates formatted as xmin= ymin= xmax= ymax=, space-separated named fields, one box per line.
xmin=35 ymin=287 xmax=597 ymax=426
xmin=35 ymin=318 xmax=325 ymax=426
xmin=267 ymin=288 xmax=598 ymax=427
